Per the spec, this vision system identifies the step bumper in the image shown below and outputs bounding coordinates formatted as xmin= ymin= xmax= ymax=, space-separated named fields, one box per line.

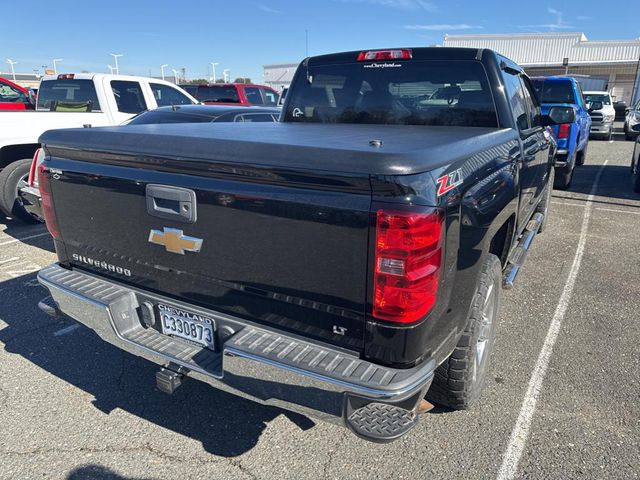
xmin=38 ymin=264 xmax=434 ymax=442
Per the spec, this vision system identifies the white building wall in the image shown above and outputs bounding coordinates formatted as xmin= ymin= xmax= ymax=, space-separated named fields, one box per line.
xmin=444 ymin=32 xmax=640 ymax=104
xmin=263 ymin=63 xmax=298 ymax=91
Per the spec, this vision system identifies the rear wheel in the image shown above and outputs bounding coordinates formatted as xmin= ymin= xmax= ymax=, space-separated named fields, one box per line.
xmin=554 ymin=162 xmax=573 ymax=190
xmin=0 ymin=158 xmax=39 ymax=224
xmin=427 ymin=254 xmax=501 ymax=410
xmin=575 ymin=141 xmax=587 ymax=166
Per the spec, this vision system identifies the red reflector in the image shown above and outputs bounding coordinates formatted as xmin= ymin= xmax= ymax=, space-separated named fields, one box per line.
xmin=557 ymin=123 xmax=570 ymax=139
xmin=357 ymin=49 xmax=412 ymax=61
xmin=37 ymin=163 xmax=60 ymax=239
xmin=373 ymin=208 xmax=443 ymax=323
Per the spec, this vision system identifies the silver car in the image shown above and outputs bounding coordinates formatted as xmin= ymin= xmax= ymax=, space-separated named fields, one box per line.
xmin=625 ymin=99 xmax=640 ymax=141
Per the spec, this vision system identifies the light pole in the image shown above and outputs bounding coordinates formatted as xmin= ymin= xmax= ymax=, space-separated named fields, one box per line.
xmin=6 ymin=59 xmax=17 ymax=82
xmin=223 ymin=69 xmax=230 ymax=83
xmin=171 ymin=69 xmax=180 ymax=84
xmin=109 ymin=53 xmax=123 ymax=74
xmin=160 ymin=64 xmax=168 ymax=81
xmin=53 ymin=59 xmax=63 ymax=74
xmin=107 ymin=65 xmax=115 ymax=74
xmin=210 ymin=62 xmax=219 ymax=83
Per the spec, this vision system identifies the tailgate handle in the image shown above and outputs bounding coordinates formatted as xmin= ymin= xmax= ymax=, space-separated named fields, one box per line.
xmin=146 ymin=184 xmax=197 ymax=223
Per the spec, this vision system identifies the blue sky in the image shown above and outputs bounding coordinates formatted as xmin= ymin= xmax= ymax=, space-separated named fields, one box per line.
xmin=1 ymin=0 xmax=637 ymax=83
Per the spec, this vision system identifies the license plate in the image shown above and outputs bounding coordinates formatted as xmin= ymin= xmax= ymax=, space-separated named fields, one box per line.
xmin=158 ymin=303 xmax=215 ymax=350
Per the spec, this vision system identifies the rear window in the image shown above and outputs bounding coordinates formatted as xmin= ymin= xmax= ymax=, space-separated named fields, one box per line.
xmin=195 ymin=86 xmax=239 ymax=103
xmin=284 ymin=60 xmax=497 ymax=127
xmin=531 ymin=79 xmax=576 ymax=104
xmin=126 ymin=110 xmax=217 ymax=125
xmin=36 ymin=79 xmax=101 ymax=112
xmin=583 ymin=93 xmax=611 ymax=106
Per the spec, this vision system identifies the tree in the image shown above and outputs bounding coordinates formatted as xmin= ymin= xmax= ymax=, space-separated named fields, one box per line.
xmin=233 ymin=77 xmax=252 ymax=84
xmin=184 ymin=78 xmax=208 ymax=84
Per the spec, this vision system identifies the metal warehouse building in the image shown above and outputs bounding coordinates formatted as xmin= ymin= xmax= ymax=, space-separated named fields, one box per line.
xmin=444 ymin=32 xmax=640 ymax=105
xmin=263 ymin=63 xmax=298 ymax=91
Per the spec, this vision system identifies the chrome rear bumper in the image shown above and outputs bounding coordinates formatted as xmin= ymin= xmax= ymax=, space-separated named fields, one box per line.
xmin=38 ymin=264 xmax=434 ymax=441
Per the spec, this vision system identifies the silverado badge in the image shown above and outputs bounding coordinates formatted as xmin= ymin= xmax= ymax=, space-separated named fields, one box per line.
xmin=148 ymin=228 xmax=203 ymax=255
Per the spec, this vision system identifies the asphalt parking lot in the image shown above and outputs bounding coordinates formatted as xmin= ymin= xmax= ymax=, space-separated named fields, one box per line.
xmin=0 ymin=137 xmax=639 ymax=480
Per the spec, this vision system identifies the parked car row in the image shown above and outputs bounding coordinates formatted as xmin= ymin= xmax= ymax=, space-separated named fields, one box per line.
xmin=1 ymin=73 xmax=285 ymax=224
xmin=19 ymin=105 xmax=281 ymax=222
xmin=179 ymin=83 xmax=279 ymax=107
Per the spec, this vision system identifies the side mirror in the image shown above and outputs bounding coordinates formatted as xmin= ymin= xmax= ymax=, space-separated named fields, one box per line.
xmin=632 ymin=123 xmax=640 ymax=132
xmin=542 ymin=106 xmax=576 ymax=126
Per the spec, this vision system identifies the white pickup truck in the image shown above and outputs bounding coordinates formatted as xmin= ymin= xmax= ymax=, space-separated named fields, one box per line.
xmin=0 ymin=73 xmax=197 ymax=222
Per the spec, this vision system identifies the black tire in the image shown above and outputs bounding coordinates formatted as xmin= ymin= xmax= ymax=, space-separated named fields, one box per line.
xmin=427 ymin=254 xmax=501 ymax=410
xmin=554 ymin=163 xmax=573 ymax=190
xmin=634 ymin=164 xmax=640 ymax=194
xmin=536 ymin=167 xmax=554 ymax=233
xmin=575 ymin=142 xmax=587 ymax=166
xmin=0 ymin=158 xmax=39 ymax=224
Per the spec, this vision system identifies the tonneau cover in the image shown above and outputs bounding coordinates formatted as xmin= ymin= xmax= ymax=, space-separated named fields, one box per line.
xmin=40 ymin=123 xmax=516 ymax=176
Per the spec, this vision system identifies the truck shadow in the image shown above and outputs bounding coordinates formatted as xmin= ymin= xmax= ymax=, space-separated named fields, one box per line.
xmin=553 ymin=163 xmax=640 ymax=203
xmin=0 ymin=214 xmax=54 ymax=252
xmin=66 ymin=465 xmax=151 ymax=480
xmin=0 ymin=272 xmax=314 ymax=458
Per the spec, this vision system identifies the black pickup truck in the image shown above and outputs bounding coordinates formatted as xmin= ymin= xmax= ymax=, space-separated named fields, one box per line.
xmin=36 ymin=48 xmax=572 ymax=443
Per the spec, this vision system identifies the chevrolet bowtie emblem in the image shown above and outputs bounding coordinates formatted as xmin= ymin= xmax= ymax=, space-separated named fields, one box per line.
xmin=148 ymin=227 xmax=203 ymax=255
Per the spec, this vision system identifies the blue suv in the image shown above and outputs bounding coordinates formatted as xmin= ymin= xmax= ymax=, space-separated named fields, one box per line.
xmin=531 ymin=76 xmax=591 ymax=189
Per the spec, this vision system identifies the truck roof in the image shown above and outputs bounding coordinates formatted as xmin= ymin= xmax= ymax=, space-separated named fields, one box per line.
xmin=306 ymin=46 xmax=501 ymax=64
xmin=530 ymin=76 xmax=577 ymax=83
xmin=40 ymin=73 xmax=168 ymax=83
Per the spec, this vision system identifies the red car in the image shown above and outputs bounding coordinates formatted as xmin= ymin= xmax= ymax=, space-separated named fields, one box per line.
xmin=0 ymin=77 xmax=34 ymax=110
xmin=180 ymin=83 xmax=279 ymax=106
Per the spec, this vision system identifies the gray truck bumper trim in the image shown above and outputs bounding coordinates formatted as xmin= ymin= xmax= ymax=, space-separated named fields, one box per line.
xmin=37 ymin=264 xmax=434 ymax=431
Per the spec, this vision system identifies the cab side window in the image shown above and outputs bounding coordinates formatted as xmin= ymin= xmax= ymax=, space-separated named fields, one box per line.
xmin=503 ymin=72 xmax=529 ymax=131
xmin=150 ymin=83 xmax=193 ymax=107
xmin=111 ymin=80 xmax=147 ymax=114
xmin=519 ymin=77 xmax=540 ymax=128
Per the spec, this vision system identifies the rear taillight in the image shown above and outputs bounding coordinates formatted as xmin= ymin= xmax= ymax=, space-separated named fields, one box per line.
xmin=373 ymin=208 xmax=444 ymax=323
xmin=357 ymin=49 xmax=412 ymax=61
xmin=28 ymin=148 xmax=44 ymax=188
xmin=37 ymin=163 xmax=60 ymax=239
xmin=557 ymin=123 xmax=570 ymax=139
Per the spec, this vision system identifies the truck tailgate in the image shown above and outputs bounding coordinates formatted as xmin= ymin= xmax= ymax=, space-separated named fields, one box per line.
xmin=42 ymin=137 xmax=373 ymax=351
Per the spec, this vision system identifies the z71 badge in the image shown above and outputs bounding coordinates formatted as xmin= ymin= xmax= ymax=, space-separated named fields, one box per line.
xmin=436 ymin=169 xmax=464 ymax=196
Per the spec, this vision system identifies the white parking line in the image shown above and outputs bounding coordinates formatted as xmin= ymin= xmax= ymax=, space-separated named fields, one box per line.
xmin=596 ymin=207 xmax=640 ymax=216
xmin=53 ymin=324 xmax=81 ymax=337
xmin=0 ymin=232 xmax=50 ymax=247
xmin=551 ymin=200 xmax=585 ymax=208
xmin=497 ymin=159 xmax=609 ymax=480
xmin=0 ymin=257 xmax=21 ymax=265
